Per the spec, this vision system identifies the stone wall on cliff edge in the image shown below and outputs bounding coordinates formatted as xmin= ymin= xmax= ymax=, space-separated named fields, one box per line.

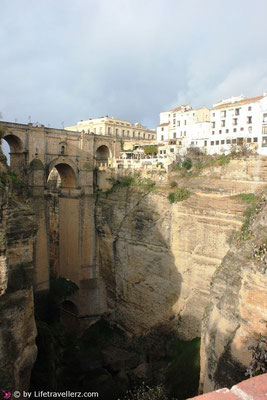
xmin=0 ymin=159 xmax=37 ymax=393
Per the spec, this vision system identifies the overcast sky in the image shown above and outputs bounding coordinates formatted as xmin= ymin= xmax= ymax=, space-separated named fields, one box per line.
xmin=1 ymin=0 xmax=267 ymax=130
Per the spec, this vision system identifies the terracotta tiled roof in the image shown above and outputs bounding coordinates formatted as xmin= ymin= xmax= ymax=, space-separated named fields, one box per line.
xmin=187 ymin=373 xmax=267 ymax=400
xmin=212 ymin=95 xmax=264 ymax=110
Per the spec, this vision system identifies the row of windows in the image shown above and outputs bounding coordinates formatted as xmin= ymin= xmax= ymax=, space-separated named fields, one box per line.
xmin=212 ymin=106 xmax=252 ymax=118
xmin=94 ymin=127 xmax=155 ymax=140
xmin=211 ymin=116 xmax=252 ymax=128
xmin=172 ymin=120 xmax=187 ymax=126
xmin=212 ymin=126 xmax=252 ymax=134
xmin=210 ymin=137 xmax=258 ymax=146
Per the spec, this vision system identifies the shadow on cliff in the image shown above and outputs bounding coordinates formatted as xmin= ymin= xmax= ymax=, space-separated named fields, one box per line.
xmin=96 ymin=186 xmax=183 ymax=335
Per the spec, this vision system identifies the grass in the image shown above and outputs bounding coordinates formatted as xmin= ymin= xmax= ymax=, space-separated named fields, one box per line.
xmin=168 ymin=187 xmax=190 ymax=203
xmin=233 ymin=193 xmax=258 ymax=203
xmin=105 ymin=175 xmax=155 ymax=195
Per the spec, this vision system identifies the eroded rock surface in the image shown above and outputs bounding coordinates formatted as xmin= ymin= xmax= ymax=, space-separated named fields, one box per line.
xmin=95 ymin=159 xmax=266 ymax=338
xmin=200 ymin=200 xmax=267 ymax=392
xmin=0 ymin=171 xmax=37 ymax=392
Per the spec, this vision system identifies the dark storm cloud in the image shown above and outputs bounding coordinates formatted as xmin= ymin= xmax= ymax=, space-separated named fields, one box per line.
xmin=0 ymin=0 xmax=267 ymax=129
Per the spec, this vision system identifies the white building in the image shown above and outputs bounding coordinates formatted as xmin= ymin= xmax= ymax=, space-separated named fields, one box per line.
xmin=208 ymin=94 xmax=267 ymax=155
xmin=157 ymin=93 xmax=267 ymax=156
xmin=156 ymin=105 xmax=210 ymax=152
xmin=66 ymin=116 xmax=156 ymax=141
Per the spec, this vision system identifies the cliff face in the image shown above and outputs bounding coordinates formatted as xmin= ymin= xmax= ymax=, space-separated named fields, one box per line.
xmin=0 ymin=170 xmax=37 ymax=392
xmin=199 ymin=199 xmax=267 ymax=392
xmin=95 ymin=158 xmax=266 ymax=338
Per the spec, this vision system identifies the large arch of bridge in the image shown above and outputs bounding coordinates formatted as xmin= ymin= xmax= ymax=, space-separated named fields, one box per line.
xmin=47 ymin=158 xmax=79 ymax=188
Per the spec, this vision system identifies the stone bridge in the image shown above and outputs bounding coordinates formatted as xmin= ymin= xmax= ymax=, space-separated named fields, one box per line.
xmin=0 ymin=120 xmax=121 ymax=316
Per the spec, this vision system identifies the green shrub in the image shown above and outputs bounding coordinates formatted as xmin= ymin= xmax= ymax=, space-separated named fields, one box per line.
xmin=182 ymin=157 xmax=192 ymax=170
xmin=144 ymin=145 xmax=158 ymax=155
xmin=168 ymin=187 xmax=190 ymax=203
xmin=170 ymin=181 xmax=178 ymax=188
xmin=120 ymin=383 xmax=169 ymax=400
xmin=166 ymin=337 xmax=200 ymax=399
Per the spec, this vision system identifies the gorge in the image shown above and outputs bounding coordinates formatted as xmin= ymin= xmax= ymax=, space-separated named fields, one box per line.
xmin=0 ymin=131 xmax=266 ymax=399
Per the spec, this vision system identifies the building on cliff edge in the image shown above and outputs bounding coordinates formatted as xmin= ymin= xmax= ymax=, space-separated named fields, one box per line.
xmin=157 ymin=93 xmax=267 ymax=156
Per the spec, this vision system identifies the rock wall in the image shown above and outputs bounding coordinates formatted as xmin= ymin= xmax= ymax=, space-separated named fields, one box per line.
xmin=0 ymin=170 xmax=37 ymax=392
xmin=95 ymin=158 xmax=266 ymax=338
xmin=199 ymin=199 xmax=267 ymax=392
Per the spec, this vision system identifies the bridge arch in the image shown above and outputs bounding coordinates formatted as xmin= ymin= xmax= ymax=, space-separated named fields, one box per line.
xmin=95 ymin=144 xmax=110 ymax=167
xmin=47 ymin=158 xmax=78 ymax=188
xmin=2 ymin=134 xmax=24 ymax=171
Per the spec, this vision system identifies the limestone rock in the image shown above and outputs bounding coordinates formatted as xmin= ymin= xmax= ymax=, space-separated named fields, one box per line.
xmin=200 ymin=201 xmax=267 ymax=392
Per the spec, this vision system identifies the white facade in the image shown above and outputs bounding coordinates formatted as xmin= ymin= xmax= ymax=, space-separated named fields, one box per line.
xmin=208 ymin=94 xmax=267 ymax=155
xmin=156 ymin=105 xmax=210 ymax=154
xmin=157 ymin=93 xmax=267 ymax=156
xmin=66 ymin=116 xmax=156 ymax=141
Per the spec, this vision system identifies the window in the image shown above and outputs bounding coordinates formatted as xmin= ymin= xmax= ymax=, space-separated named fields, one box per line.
xmin=164 ymin=150 xmax=166 ymax=154
xmin=226 ymin=129 xmax=229 ymax=133
xmin=212 ymin=112 xmax=215 ymax=117
xmin=204 ymin=140 xmax=207 ymax=146
xmin=235 ymin=108 xmax=240 ymax=116
xmin=248 ymin=106 xmax=252 ymax=111
xmin=263 ymin=113 xmax=267 ymax=123
xmin=219 ymin=130 xmax=222 ymax=134
xmin=127 ymin=130 xmax=130 ymax=137
xmin=116 ymin=128 xmax=118 ymax=135
xmin=216 ymin=140 xmax=219 ymax=145
xmin=262 ymin=137 xmax=267 ymax=147
xmin=247 ymin=116 xmax=252 ymax=124
xmin=221 ymin=120 xmax=225 ymax=127
xmin=61 ymin=145 xmax=65 ymax=154
xmin=170 ymin=148 xmax=174 ymax=152
xmin=173 ymin=132 xmax=176 ymax=138
xmin=108 ymin=127 xmax=111 ymax=135
xmin=138 ymin=132 xmax=140 ymax=138
xmin=184 ymin=120 xmax=187 ymax=125
xmin=226 ymin=139 xmax=231 ymax=144
xmin=221 ymin=110 xmax=226 ymax=118
xmin=148 ymin=134 xmax=150 ymax=139
xmin=233 ymin=128 xmax=237 ymax=132
xmin=184 ymin=131 xmax=186 ymax=136
xmin=211 ymin=141 xmax=214 ymax=145
xmin=253 ymin=137 xmax=258 ymax=142
xmin=161 ymin=135 xmax=164 ymax=141
xmin=173 ymin=113 xmax=176 ymax=117
xmin=233 ymin=118 xmax=238 ymax=126
xmin=248 ymin=126 xmax=252 ymax=132
xmin=122 ymin=129 xmax=125 ymax=137
xmin=232 ymin=138 xmax=237 ymax=144
xmin=221 ymin=140 xmax=225 ymax=144
xmin=212 ymin=122 xmax=215 ymax=128
xmin=177 ymin=121 xmax=180 ymax=126
xmin=173 ymin=119 xmax=176 ymax=125
xmin=161 ymin=127 xmax=164 ymax=131
xmin=262 ymin=126 xmax=267 ymax=134
xmin=247 ymin=138 xmax=251 ymax=143
xmin=240 ymin=127 xmax=244 ymax=131
xmin=212 ymin=131 xmax=215 ymax=135
xmin=160 ymin=150 xmax=162 ymax=154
